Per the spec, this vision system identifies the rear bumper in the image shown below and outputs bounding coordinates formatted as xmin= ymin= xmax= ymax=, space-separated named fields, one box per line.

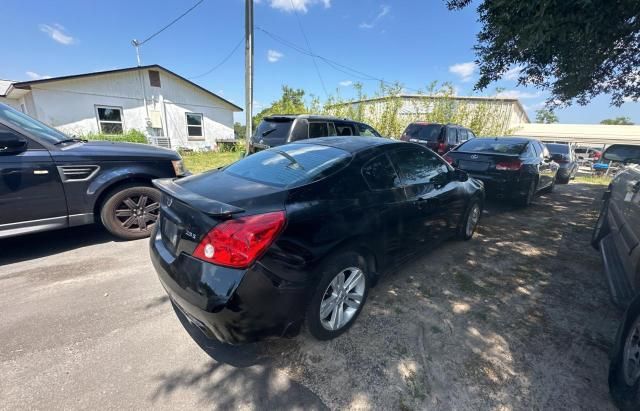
xmin=149 ymin=226 xmax=308 ymax=344
xmin=465 ymin=174 xmax=529 ymax=200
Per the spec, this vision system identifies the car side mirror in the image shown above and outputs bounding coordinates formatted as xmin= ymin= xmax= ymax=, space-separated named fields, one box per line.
xmin=453 ymin=168 xmax=469 ymax=182
xmin=0 ymin=135 xmax=28 ymax=155
xmin=603 ymin=144 xmax=640 ymax=164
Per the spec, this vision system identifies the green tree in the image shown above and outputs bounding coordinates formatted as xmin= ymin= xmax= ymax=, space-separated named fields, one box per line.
xmin=233 ymin=122 xmax=246 ymax=140
xmin=253 ymin=86 xmax=308 ymax=128
xmin=446 ymin=0 xmax=640 ymax=106
xmin=600 ymin=117 xmax=634 ymax=125
xmin=535 ymin=109 xmax=559 ymax=124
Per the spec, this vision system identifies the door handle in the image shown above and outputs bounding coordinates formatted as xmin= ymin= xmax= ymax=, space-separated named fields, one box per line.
xmin=33 ymin=170 xmax=49 ymax=175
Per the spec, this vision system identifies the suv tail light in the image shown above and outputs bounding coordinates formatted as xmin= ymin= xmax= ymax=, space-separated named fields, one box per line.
xmin=495 ymin=159 xmax=523 ymax=171
xmin=444 ymin=155 xmax=454 ymax=165
xmin=437 ymin=142 xmax=447 ymax=154
xmin=193 ymin=211 xmax=286 ymax=269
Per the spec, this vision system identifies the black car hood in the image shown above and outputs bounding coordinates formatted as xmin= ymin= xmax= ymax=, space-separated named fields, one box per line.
xmin=52 ymin=141 xmax=180 ymax=162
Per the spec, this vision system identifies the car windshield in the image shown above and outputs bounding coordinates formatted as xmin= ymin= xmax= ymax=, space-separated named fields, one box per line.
xmin=0 ymin=103 xmax=70 ymax=144
xmin=225 ymin=143 xmax=351 ymax=188
xmin=403 ymin=124 xmax=442 ymax=141
xmin=458 ymin=138 xmax=528 ymax=154
xmin=252 ymin=118 xmax=293 ymax=144
xmin=546 ymin=144 xmax=570 ymax=154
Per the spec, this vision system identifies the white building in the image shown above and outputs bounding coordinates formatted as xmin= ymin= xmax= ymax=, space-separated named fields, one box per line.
xmin=0 ymin=65 xmax=242 ymax=149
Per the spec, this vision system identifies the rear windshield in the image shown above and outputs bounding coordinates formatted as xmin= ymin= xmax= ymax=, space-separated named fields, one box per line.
xmin=457 ymin=138 xmax=528 ymax=155
xmin=402 ymin=124 xmax=442 ymax=141
xmin=225 ymin=143 xmax=351 ymax=188
xmin=546 ymin=143 xmax=569 ymax=154
xmin=252 ymin=118 xmax=293 ymax=144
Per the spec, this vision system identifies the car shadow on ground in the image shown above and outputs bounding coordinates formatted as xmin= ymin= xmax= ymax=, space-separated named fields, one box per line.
xmin=151 ymin=182 xmax=619 ymax=409
xmin=0 ymin=224 xmax=115 ymax=266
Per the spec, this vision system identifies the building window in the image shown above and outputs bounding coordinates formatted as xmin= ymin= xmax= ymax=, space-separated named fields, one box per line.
xmin=149 ymin=70 xmax=161 ymax=87
xmin=96 ymin=106 xmax=124 ymax=134
xmin=186 ymin=113 xmax=203 ymax=139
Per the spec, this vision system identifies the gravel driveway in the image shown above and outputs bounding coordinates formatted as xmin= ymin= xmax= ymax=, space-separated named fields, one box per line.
xmin=0 ymin=183 xmax=620 ymax=410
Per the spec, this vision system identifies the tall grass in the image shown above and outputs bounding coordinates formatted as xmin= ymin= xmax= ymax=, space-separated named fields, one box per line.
xmin=84 ymin=129 xmax=148 ymax=144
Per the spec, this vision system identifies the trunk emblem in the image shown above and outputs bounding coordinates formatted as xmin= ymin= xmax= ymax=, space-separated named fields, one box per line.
xmin=470 ymin=154 xmax=479 ymax=159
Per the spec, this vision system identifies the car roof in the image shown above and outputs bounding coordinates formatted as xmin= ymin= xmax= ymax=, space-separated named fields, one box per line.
xmin=294 ymin=136 xmax=400 ymax=153
xmin=264 ymin=114 xmax=357 ymax=122
xmin=487 ymin=136 xmax=539 ymax=143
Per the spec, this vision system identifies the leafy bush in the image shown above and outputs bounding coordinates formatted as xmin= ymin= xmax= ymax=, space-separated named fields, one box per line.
xmin=85 ymin=129 xmax=148 ymax=144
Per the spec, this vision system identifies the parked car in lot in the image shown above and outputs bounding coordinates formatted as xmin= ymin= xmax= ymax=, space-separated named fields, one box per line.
xmin=445 ymin=137 xmax=558 ymax=206
xmin=575 ymin=146 xmax=602 ymax=162
xmin=400 ymin=122 xmax=476 ymax=155
xmin=0 ymin=103 xmax=186 ymax=240
xmin=546 ymin=143 xmax=578 ymax=183
xmin=591 ymin=144 xmax=640 ymax=410
xmin=150 ymin=137 xmax=485 ymax=344
xmin=247 ymin=115 xmax=381 ymax=155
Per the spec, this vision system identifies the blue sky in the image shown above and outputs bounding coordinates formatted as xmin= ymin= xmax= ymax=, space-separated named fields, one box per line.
xmin=1 ymin=0 xmax=638 ymax=124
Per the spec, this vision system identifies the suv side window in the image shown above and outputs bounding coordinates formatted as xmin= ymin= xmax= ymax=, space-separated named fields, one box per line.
xmin=458 ymin=128 xmax=468 ymax=143
xmin=308 ymin=122 xmax=329 ymax=138
xmin=467 ymin=130 xmax=476 ymax=139
xmin=446 ymin=126 xmax=457 ymax=144
xmin=389 ymin=146 xmax=450 ymax=186
xmin=290 ymin=119 xmax=309 ymax=141
xmin=361 ymin=153 xmax=401 ymax=190
xmin=357 ymin=123 xmax=380 ymax=137
xmin=334 ymin=121 xmax=356 ymax=136
xmin=0 ymin=124 xmax=43 ymax=150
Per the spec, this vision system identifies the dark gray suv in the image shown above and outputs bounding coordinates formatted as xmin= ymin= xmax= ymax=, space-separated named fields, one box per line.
xmin=591 ymin=144 xmax=640 ymax=409
xmin=248 ymin=115 xmax=381 ymax=155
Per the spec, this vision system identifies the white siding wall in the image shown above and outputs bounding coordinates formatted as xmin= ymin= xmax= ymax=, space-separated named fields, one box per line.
xmin=18 ymin=68 xmax=237 ymax=149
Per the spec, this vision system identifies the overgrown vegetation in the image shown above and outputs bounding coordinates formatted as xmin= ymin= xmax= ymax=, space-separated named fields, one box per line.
xmin=85 ymin=129 xmax=147 ymax=144
xmin=180 ymin=151 xmax=240 ymax=174
xmin=254 ymin=82 xmax=516 ymax=138
xmin=573 ymin=175 xmax=613 ymax=186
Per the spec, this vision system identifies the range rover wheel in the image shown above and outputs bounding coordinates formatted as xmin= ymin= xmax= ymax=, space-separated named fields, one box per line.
xmin=306 ymin=252 xmax=370 ymax=340
xmin=609 ymin=297 xmax=640 ymax=410
xmin=100 ymin=184 xmax=161 ymax=240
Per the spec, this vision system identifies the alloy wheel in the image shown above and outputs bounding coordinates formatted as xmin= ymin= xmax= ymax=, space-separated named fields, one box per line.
xmin=114 ymin=194 xmax=160 ymax=232
xmin=319 ymin=267 xmax=366 ymax=331
xmin=465 ymin=203 xmax=481 ymax=238
xmin=624 ymin=316 xmax=640 ymax=386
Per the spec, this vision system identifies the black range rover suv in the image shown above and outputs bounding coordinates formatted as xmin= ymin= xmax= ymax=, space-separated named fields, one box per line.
xmin=247 ymin=115 xmax=381 ymax=154
xmin=0 ymin=103 xmax=186 ymax=240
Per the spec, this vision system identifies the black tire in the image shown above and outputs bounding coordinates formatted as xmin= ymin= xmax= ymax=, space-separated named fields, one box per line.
xmin=516 ymin=179 xmax=537 ymax=207
xmin=609 ymin=296 xmax=640 ymax=410
xmin=306 ymin=251 xmax=370 ymax=340
xmin=591 ymin=200 xmax=611 ymax=249
xmin=557 ymin=175 xmax=570 ymax=184
xmin=456 ymin=198 xmax=482 ymax=241
xmin=100 ymin=184 xmax=161 ymax=240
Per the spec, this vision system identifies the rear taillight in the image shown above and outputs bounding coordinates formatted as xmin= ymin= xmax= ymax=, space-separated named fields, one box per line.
xmin=193 ymin=211 xmax=286 ymax=269
xmin=444 ymin=155 xmax=454 ymax=165
xmin=437 ymin=142 xmax=447 ymax=154
xmin=495 ymin=159 xmax=523 ymax=171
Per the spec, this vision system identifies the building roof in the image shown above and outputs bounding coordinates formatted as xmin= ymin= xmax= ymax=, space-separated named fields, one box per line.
xmin=331 ymin=93 xmax=531 ymax=123
xmin=10 ymin=65 xmax=242 ymax=111
xmin=513 ymin=123 xmax=640 ymax=145
xmin=0 ymin=80 xmax=15 ymax=97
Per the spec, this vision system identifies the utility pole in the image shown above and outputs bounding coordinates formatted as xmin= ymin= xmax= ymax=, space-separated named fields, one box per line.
xmin=244 ymin=0 xmax=254 ymax=154
xmin=131 ymin=40 xmax=142 ymax=66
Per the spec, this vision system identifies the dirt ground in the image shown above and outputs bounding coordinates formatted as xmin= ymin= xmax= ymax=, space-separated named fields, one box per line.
xmin=205 ymin=182 xmax=620 ymax=410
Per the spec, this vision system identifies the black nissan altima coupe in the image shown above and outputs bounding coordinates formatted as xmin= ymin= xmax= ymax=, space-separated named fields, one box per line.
xmin=150 ymin=137 xmax=484 ymax=344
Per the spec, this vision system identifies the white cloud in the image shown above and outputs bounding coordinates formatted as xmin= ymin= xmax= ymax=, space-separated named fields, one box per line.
xmin=623 ymin=96 xmax=637 ymax=103
xmin=359 ymin=5 xmax=390 ymax=29
xmin=269 ymin=0 xmax=330 ymax=13
xmin=25 ymin=71 xmax=51 ymax=80
xmin=496 ymin=89 xmax=540 ymax=99
xmin=521 ymin=101 xmax=545 ymax=111
xmin=449 ymin=62 xmax=476 ymax=82
xmin=339 ymin=80 xmax=353 ymax=87
xmin=504 ymin=66 xmax=523 ymax=81
xmin=39 ymin=23 xmax=75 ymax=45
xmin=267 ymin=49 xmax=283 ymax=63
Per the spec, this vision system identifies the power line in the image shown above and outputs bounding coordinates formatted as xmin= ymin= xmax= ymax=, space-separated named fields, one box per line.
xmin=189 ymin=37 xmax=245 ymax=80
xmin=256 ymin=26 xmax=419 ymax=93
xmin=136 ymin=0 xmax=205 ymax=46
xmin=289 ymin=0 xmax=329 ymax=98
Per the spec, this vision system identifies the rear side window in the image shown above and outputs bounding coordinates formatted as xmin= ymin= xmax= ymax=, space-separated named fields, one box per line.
xmin=225 ymin=143 xmax=351 ymax=188
xmin=458 ymin=129 xmax=468 ymax=143
xmin=402 ymin=123 xmax=442 ymax=141
xmin=309 ymin=122 xmax=329 ymax=138
xmin=253 ymin=118 xmax=292 ymax=144
xmin=334 ymin=121 xmax=356 ymax=136
xmin=447 ymin=127 xmax=458 ymax=143
xmin=546 ymin=143 xmax=570 ymax=154
xmin=361 ymin=153 xmax=401 ymax=190
xmin=389 ymin=147 xmax=449 ymax=185
xmin=457 ymin=139 xmax=528 ymax=155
